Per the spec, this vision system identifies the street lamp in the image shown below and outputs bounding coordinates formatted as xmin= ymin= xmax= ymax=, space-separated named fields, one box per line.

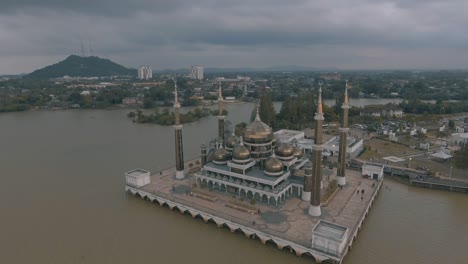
xmin=450 ymin=165 xmax=453 ymax=178
xmin=409 ymin=157 xmax=412 ymax=169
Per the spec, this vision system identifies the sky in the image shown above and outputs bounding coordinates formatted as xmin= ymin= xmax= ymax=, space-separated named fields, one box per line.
xmin=1 ymin=0 xmax=467 ymax=74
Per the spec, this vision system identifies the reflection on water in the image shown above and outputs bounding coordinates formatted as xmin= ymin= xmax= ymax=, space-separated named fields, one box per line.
xmin=0 ymin=105 xmax=466 ymax=264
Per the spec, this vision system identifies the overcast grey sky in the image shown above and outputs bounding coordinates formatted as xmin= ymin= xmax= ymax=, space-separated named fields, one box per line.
xmin=1 ymin=0 xmax=467 ymax=74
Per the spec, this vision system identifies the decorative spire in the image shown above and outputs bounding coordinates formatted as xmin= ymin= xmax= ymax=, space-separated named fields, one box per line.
xmin=255 ymin=104 xmax=261 ymax=121
xmin=344 ymin=79 xmax=349 ymax=106
xmin=239 ymin=136 xmax=244 ymax=146
xmin=317 ymin=81 xmax=323 ymax=114
xmin=218 ymin=81 xmax=223 ymax=101
xmin=218 ymin=81 xmax=224 ymax=116
xmin=173 ymin=79 xmax=180 ymax=108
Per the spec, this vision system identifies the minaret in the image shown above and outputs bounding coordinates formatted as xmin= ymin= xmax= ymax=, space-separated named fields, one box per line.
xmin=217 ymin=81 xmax=225 ymax=144
xmin=302 ymin=161 xmax=312 ymax=201
xmin=201 ymin=144 xmax=207 ymax=167
xmin=337 ymin=80 xmax=350 ymax=186
xmin=173 ymin=80 xmax=185 ymax=179
xmin=309 ymin=82 xmax=324 ymax=217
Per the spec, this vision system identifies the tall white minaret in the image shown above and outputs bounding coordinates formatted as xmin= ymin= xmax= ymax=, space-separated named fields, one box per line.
xmin=309 ymin=81 xmax=325 ymax=217
xmin=173 ymin=80 xmax=185 ymax=179
xmin=217 ymin=81 xmax=225 ymax=144
xmin=337 ymin=80 xmax=350 ymax=186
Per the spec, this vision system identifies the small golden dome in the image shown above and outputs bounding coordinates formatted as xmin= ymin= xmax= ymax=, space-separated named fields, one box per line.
xmin=233 ymin=144 xmax=250 ymax=161
xmin=276 ymin=143 xmax=294 ymax=157
xmin=213 ymin=147 xmax=229 ymax=162
xmin=264 ymin=157 xmax=283 ymax=176
xmin=226 ymin=135 xmax=238 ymax=149
xmin=293 ymin=147 xmax=303 ymax=158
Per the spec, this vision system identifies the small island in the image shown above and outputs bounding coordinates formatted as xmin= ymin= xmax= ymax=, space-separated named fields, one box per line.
xmin=128 ymin=108 xmax=228 ymax=125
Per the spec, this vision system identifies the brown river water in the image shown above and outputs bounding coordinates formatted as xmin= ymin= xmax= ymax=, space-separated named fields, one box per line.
xmin=0 ymin=103 xmax=467 ymax=264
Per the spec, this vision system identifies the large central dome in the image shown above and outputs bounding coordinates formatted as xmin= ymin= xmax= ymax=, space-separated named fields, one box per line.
xmin=244 ymin=112 xmax=273 ymax=144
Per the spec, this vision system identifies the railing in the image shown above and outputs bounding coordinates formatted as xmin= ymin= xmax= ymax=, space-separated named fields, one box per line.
xmin=131 ymin=185 xmax=312 ymax=248
xmin=128 ymin=185 xmax=341 ymax=262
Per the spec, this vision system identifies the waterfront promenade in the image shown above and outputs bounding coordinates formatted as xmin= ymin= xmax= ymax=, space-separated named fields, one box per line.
xmin=126 ymin=160 xmax=382 ymax=263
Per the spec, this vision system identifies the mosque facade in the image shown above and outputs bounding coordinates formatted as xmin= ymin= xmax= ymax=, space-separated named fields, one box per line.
xmin=191 ymin=82 xmax=350 ymax=216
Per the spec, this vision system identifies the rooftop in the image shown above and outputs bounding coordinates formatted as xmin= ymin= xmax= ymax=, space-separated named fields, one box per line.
xmin=313 ymin=220 xmax=348 ymax=240
xmin=126 ymin=168 xmax=150 ymax=178
xmin=363 ymin=162 xmax=385 ymax=169
xmin=274 ymin=129 xmax=304 ymax=143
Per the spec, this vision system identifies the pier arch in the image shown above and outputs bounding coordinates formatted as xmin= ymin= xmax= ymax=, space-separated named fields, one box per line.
xmin=254 ymin=192 xmax=261 ymax=202
xmin=269 ymin=196 xmax=277 ymax=206
xmin=240 ymin=189 xmax=247 ymax=198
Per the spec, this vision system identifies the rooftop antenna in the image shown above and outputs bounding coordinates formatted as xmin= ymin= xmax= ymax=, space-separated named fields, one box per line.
xmin=89 ymin=40 xmax=94 ymax=57
xmin=80 ymin=40 xmax=85 ymax=57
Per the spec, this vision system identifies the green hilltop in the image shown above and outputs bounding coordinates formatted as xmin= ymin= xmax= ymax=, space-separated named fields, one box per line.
xmin=25 ymin=55 xmax=136 ymax=79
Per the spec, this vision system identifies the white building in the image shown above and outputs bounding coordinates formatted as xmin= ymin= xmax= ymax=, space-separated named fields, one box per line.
xmin=125 ymin=169 xmax=151 ymax=188
xmin=138 ymin=65 xmax=152 ymax=80
xmin=452 ymin=132 xmax=468 ymax=146
xmin=190 ymin=65 xmax=204 ymax=80
xmin=456 ymin=126 xmax=465 ymax=133
xmin=311 ymin=220 xmax=349 ymax=257
xmin=275 ymin=129 xmax=364 ymax=159
xmin=362 ymin=163 xmax=384 ymax=180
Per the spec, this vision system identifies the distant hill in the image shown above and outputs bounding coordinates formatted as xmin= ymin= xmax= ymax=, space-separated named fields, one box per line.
xmin=25 ymin=55 xmax=136 ymax=79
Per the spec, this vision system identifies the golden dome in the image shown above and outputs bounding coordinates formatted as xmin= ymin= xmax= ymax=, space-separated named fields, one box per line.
xmin=293 ymin=147 xmax=303 ymax=158
xmin=276 ymin=143 xmax=294 ymax=158
xmin=213 ymin=147 xmax=229 ymax=162
xmin=226 ymin=135 xmax=238 ymax=149
xmin=264 ymin=157 xmax=283 ymax=176
xmin=233 ymin=144 xmax=250 ymax=161
xmin=243 ymin=113 xmax=273 ymax=144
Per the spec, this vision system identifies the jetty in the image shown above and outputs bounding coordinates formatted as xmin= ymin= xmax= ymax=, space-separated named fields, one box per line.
xmin=125 ymin=159 xmax=382 ymax=264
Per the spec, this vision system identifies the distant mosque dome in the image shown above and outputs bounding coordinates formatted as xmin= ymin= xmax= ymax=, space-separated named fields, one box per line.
xmin=264 ymin=156 xmax=283 ymax=176
xmin=276 ymin=143 xmax=294 ymax=159
xmin=293 ymin=146 xmax=303 ymax=159
xmin=213 ymin=147 xmax=229 ymax=164
xmin=226 ymin=134 xmax=238 ymax=150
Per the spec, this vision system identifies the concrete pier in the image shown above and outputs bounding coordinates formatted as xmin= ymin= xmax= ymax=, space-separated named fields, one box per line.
xmin=125 ymin=159 xmax=382 ymax=263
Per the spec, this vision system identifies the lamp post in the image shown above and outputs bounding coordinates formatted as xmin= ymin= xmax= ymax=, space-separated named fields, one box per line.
xmin=449 ymin=165 xmax=453 ymax=178
xmin=409 ymin=157 xmax=412 ymax=169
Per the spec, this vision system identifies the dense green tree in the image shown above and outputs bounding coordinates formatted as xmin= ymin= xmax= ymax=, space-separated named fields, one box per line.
xmin=235 ymin=122 xmax=247 ymax=136
xmin=250 ymin=91 xmax=276 ymax=126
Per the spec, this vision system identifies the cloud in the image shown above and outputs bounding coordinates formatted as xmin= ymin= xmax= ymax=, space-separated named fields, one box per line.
xmin=0 ymin=0 xmax=468 ymax=74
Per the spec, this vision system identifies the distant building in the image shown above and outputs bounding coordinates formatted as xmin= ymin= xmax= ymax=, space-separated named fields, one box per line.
xmin=122 ymin=97 xmax=142 ymax=106
xmin=452 ymin=132 xmax=468 ymax=146
xmin=190 ymin=65 xmax=204 ymax=80
xmin=275 ymin=129 xmax=363 ymax=158
xmin=138 ymin=65 xmax=152 ymax=80
xmin=456 ymin=126 xmax=465 ymax=133
xmin=133 ymin=81 xmax=166 ymax=87
xmin=360 ymin=104 xmax=403 ymax=118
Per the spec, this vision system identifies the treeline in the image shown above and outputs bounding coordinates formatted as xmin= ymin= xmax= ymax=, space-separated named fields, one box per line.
xmin=254 ymin=90 xmax=342 ymax=130
xmin=400 ymin=100 xmax=468 ymax=115
xmin=129 ymin=107 xmax=227 ymax=125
